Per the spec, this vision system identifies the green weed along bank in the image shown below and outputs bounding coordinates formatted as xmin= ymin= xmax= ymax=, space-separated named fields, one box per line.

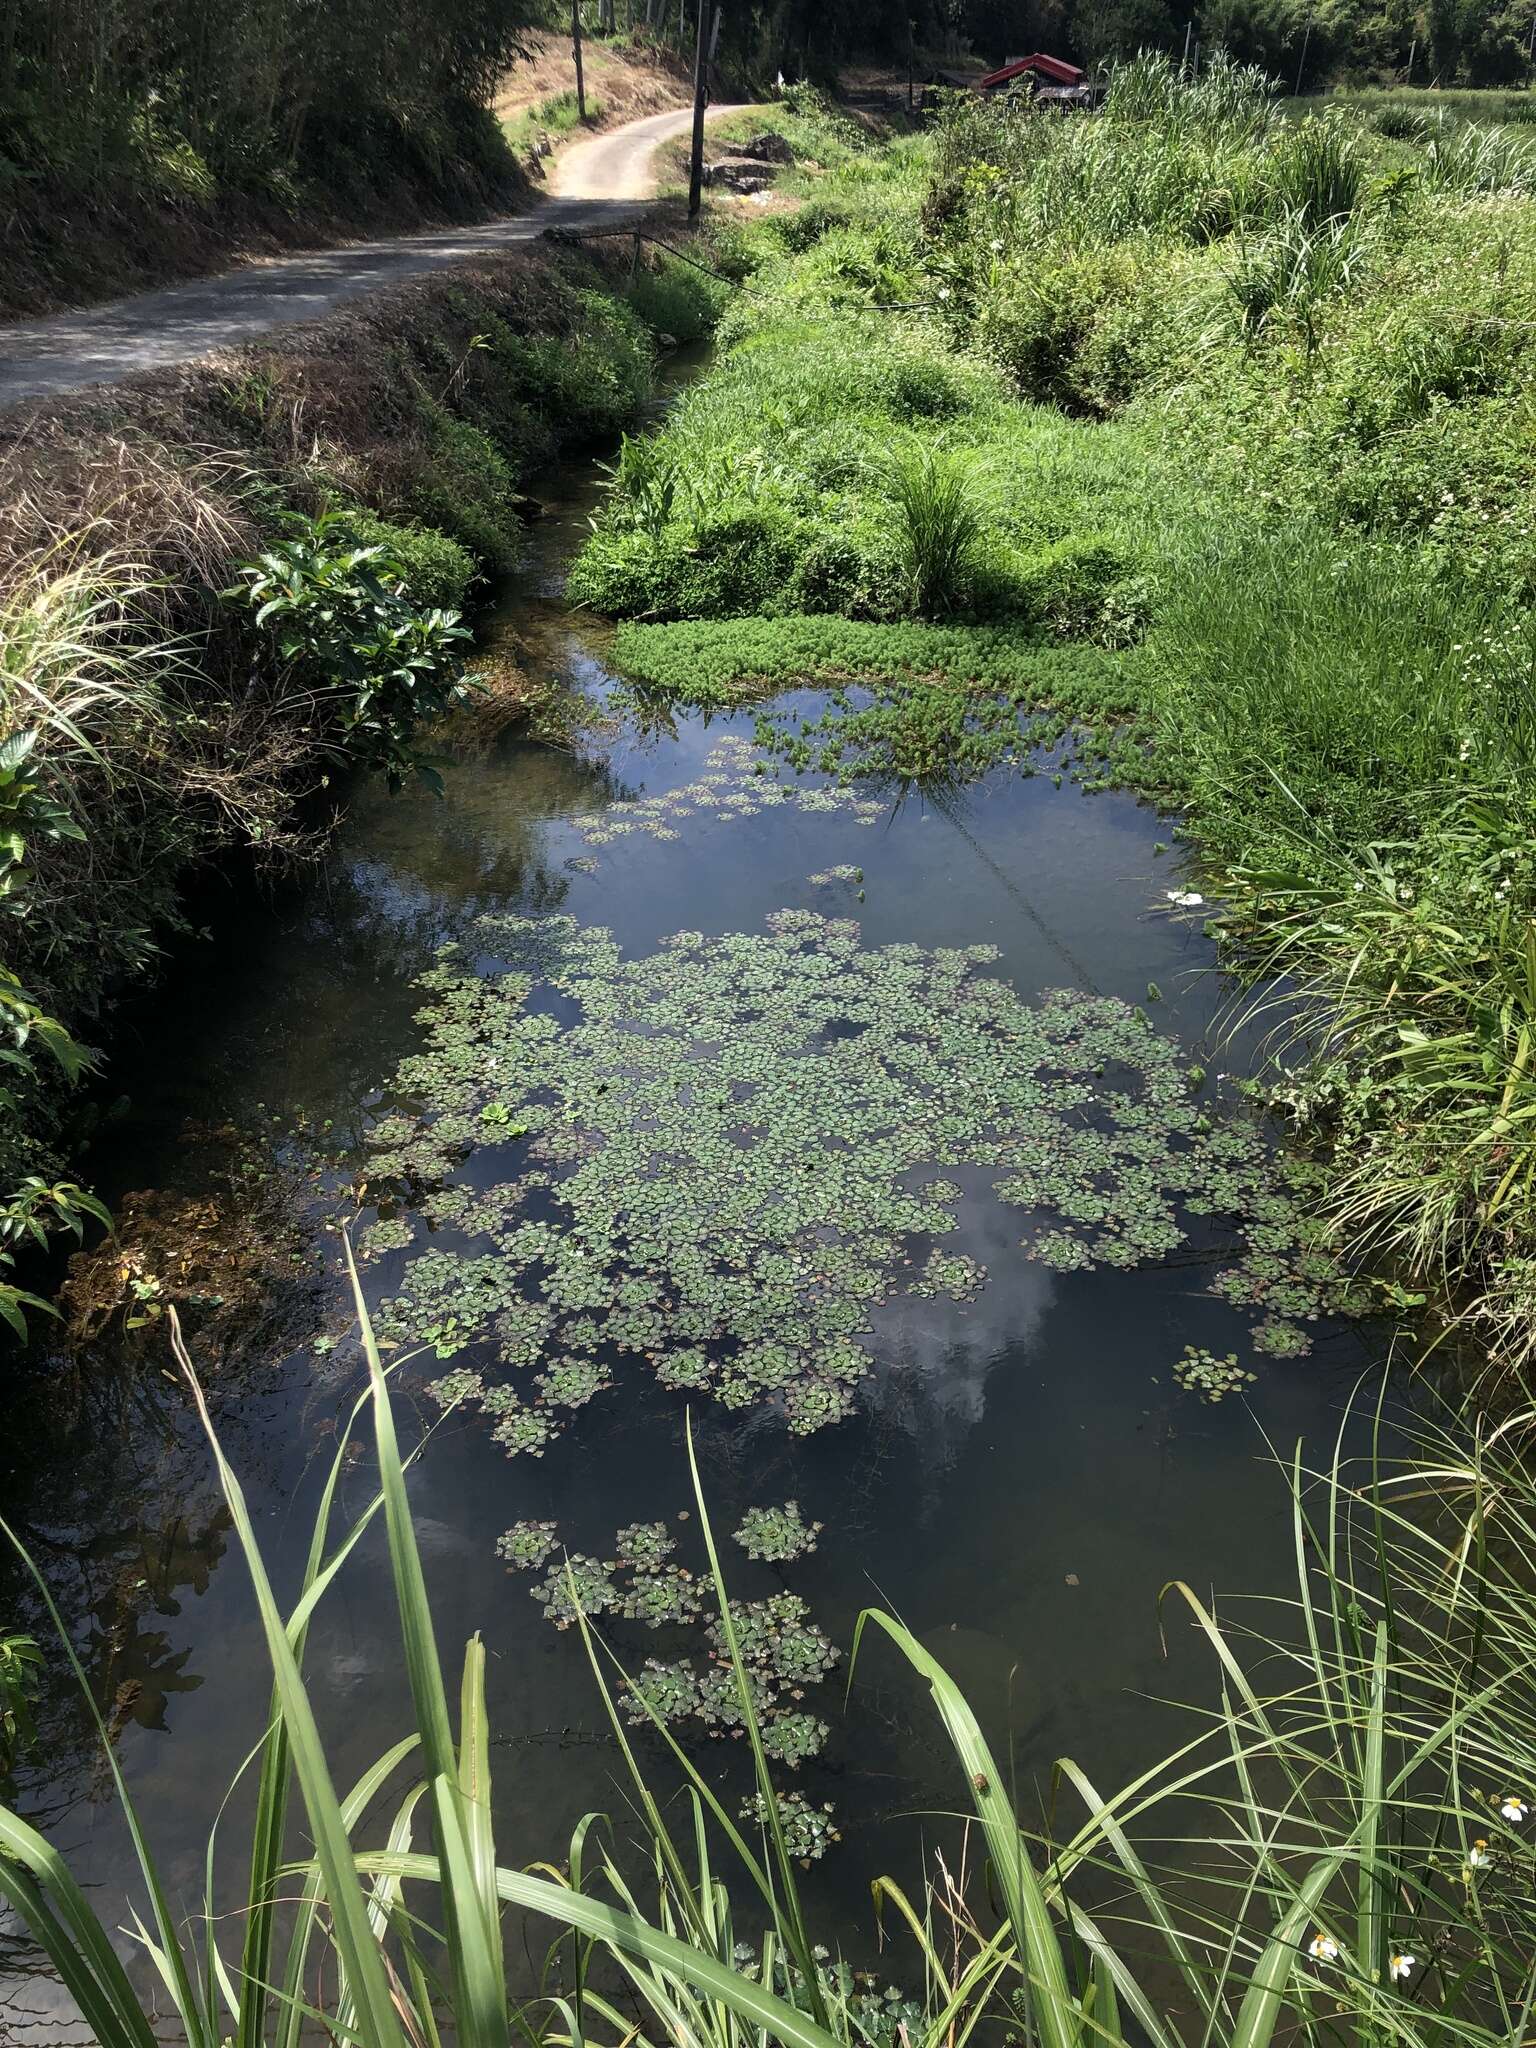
xmin=573 ymin=70 xmax=1536 ymax=1365
xmin=0 ymin=240 xmax=726 ymax=1309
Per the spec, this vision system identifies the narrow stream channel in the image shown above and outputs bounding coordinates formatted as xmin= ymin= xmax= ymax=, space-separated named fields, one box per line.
xmin=1 ymin=353 xmax=1383 ymax=2004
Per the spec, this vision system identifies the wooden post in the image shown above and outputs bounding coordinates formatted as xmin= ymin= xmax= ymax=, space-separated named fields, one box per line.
xmin=1181 ymin=19 xmax=1191 ymax=73
xmin=688 ymin=0 xmax=710 ymax=219
xmin=907 ymin=13 xmax=915 ymax=111
xmin=1405 ymin=35 xmax=1415 ymax=81
xmin=572 ymin=0 xmax=586 ymax=118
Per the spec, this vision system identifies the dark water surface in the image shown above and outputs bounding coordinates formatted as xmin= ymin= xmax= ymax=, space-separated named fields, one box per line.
xmin=1 ymin=377 xmax=1383 ymax=2012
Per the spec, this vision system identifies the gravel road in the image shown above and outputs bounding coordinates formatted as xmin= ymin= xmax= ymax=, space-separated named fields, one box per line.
xmin=0 ymin=104 xmax=742 ymax=409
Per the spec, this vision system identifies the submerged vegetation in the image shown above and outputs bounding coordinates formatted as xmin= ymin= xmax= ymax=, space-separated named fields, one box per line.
xmin=572 ymin=64 xmax=1536 ymax=1367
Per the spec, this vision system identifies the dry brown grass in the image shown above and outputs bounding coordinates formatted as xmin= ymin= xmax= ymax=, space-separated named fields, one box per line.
xmin=493 ymin=28 xmax=691 ymax=132
xmin=0 ymin=238 xmax=640 ymax=587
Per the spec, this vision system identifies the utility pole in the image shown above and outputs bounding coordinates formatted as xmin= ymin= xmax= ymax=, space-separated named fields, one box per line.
xmin=1181 ymin=18 xmax=1191 ymax=73
xmin=1294 ymin=15 xmax=1311 ymax=96
xmin=572 ymin=0 xmax=586 ymax=118
xmin=1405 ymin=35 xmax=1415 ymax=81
xmin=688 ymin=0 xmax=711 ymax=219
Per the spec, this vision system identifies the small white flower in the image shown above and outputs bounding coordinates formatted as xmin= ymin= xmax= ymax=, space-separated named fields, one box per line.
xmin=990 ymin=237 xmax=1005 ymax=251
xmin=937 ymin=287 xmax=951 ymax=300
xmin=1165 ymin=889 xmax=1204 ymax=909
xmin=1500 ymin=1795 xmax=1529 ymax=1822
xmin=1308 ymin=1933 xmax=1339 ymax=1963
xmin=1467 ymin=1838 xmax=1491 ymax=1868
xmin=1390 ymin=1953 xmax=1416 ymax=1982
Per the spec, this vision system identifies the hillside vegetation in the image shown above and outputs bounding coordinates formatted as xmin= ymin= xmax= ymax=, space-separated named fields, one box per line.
xmin=0 ymin=0 xmax=532 ymax=313
xmin=571 ymin=70 xmax=1536 ymax=1368
xmin=701 ymin=0 xmax=1532 ymax=92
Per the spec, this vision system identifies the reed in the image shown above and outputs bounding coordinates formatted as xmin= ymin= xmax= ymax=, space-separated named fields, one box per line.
xmin=9 ymin=1256 xmax=1536 ymax=2048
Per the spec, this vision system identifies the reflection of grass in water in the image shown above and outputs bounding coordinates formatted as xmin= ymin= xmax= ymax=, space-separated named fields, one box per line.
xmin=365 ymin=908 xmax=1366 ymax=1458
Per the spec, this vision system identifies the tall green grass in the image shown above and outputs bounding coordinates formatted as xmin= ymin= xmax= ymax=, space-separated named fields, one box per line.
xmin=598 ymin=63 xmax=1536 ymax=1368
xmin=11 ymin=1278 xmax=1536 ymax=2048
xmin=886 ymin=443 xmax=983 ymax=617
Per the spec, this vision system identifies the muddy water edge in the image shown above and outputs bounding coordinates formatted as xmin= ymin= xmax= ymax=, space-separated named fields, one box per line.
xmin=0 ymin=343 xmax=1384 ymax=1995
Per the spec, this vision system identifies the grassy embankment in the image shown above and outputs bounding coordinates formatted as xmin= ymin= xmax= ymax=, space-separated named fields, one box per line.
xmin=570 ymin=68 xmax=1536 ymax=1371
xmin=0 ymin=238 xmax=727 ymax=1329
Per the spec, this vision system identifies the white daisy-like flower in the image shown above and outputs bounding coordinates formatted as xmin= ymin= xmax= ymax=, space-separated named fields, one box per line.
xmin=937 ymin=287 xmax=951 ymax=300
xmin=990 ymin=238 xmax=1005 ymax=251
xmin=1500 ymin=1795 xmax=1529 ymax=1822
xmin=1390 ymin=1953 xmax=1416 ymax=1982
xmin=1467 ymin=1838 xmax=1491 ymax=1868
xmin=1308 ymin=1932 xmax=1339 ymax=1963
xmin=1165 ymin=889 xmax=1204 ymax=909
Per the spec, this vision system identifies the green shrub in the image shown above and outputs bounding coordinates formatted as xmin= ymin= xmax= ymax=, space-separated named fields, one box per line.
xmin=771 ymin=198 xmax=855 ymax=253
xmin=227 ymin=507 xmax=474 ymax=787
xmin=626 ymin=257 xmax=731 ymax=343
xmin=399 ymin=406 xmax=526 ymax=569
xmin=1261 ymin=112 xmax=1368 ymax=226
xmin=973 ymin=246 xmax=1155 ymax=411
xmin=1004 ymin=535 xmax=1129 ymax=636
xmin=344 ymin=511 xmax=477 ymax=611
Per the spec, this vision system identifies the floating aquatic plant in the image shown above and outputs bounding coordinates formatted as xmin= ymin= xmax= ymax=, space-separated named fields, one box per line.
xmin=1172 ymin=1345 xmax=1256 ymax=1403
xmin=732 ymin=1949 xmax=924 ymax=2048
xmin=370 ymin=909 xmax=1363 ymax=1459
xmin=358 ymin=1215 xmax=413 ymax=1260
xmin=570 ymin=736 xmax=883 ymax=852
xmin=615 ymin=1519 xmax=676 ymax=1568
xmin=734 ymin=1500 xmax=822 ymax=1563
xmin=530 ymin=1553 xmax=619 ymax=1628
xmin=739 ymin=1788 xmax=841 ymax=1864
xmin=761 ymin=1709 xmax=831 ymax=1767
xmin=508 ymin=1513 xmax=837 ymax=1759
xmin=496 ymin=1519 xmax=559 ymax=1570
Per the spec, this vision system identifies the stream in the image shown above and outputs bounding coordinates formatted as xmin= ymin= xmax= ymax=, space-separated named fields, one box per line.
xmin=0 ymin=353 xmax=1383 ymax=2007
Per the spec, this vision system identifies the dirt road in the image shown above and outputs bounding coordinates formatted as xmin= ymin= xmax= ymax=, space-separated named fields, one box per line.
xmin=0 ymin=104 xmax=742 ymax=410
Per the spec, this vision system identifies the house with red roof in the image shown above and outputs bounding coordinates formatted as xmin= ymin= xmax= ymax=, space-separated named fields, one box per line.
xmin=974 ymin=53 xmax=1095 ymax=104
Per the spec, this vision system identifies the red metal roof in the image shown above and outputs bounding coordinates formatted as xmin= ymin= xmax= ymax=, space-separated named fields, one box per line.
xmin=976 ymin=53 xmax=1085 ymax=89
